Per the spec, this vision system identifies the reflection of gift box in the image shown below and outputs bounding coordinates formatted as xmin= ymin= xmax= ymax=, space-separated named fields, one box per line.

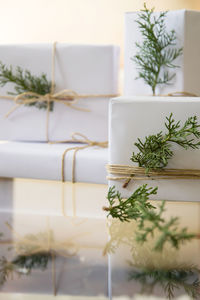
xmin=0 ymin=141 xmax=108 ymax=217
xmin=0 ymin=296 xmax=109 ymax=300
xmin=124 ymin=10 xmax=200 ymax=96
xmin=108 ymin=96 xmax=200 ymax=202
xmin=107 ymin=202 xmax=200 ymax=299
xmin=0 ymin=213 xmax=108 ymax=297
xmin=0 ymin=43 xmax=119 ymax=142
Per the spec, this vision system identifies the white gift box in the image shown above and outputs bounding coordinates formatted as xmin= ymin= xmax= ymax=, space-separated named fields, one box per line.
xmin=0 ymin=43 xmax=119 ymax=142
xmin=0 ymin=141 xmax=107 ymax=183
xmin=109 ymin=96 xmax=200 ymax=202
xmin=124 ymin=10 xmax=200 ymax=96
xmin=0 ymin=141 xmax=108 ymax=217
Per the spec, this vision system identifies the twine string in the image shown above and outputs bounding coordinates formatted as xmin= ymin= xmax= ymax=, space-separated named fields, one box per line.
xmin=61 ymin=133 xmax=108 ymax=183
xmin=107 ymin=164 xmax=200 ymax=188
xmin=60 ymin=133 xmax=108 ymax=217
xmin=164 ymin=91 xmax=198 ymax=97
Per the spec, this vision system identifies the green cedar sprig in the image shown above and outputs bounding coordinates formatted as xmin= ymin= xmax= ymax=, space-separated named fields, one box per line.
xmin=104 ymin=184 xmax=196 ymax=251
xmin=131 ymin=113 xmax=200 ymax=172
xmin=0 ymin=61 xmax=53 ymax=111
xmin=132 ymin=3 xmax=183 ymax=95
xmin=104 ymin=184 xmax=157 ymax=222
xmin=128 ymin=264 xmax=200 ymax=299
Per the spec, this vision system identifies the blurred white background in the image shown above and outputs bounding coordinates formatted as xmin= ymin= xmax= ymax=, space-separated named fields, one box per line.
xmin=0 ymin=0 xmax=199 ymax=68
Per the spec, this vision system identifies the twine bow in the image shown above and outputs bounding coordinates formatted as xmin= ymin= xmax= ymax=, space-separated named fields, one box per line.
xmin=3 ymin=42 xmax=118 ymax=142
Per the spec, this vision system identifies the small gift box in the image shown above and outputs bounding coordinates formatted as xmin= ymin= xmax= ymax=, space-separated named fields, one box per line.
xmin=124 ymin=10 xmax=200 ymax=96
xmin=0 ymin=213 xmax=109 ymax=297
xmin=108 ymin=96 xmax=200 ymax=202
xmin=0 ymin=43 xmax=119 ymax=142
xmin=0 ymin=141 xmax=108 ymax=217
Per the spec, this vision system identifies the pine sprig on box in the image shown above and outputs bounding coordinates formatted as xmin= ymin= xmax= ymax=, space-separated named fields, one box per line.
xmin=132 ymin=3 xmax=183 ymax=95
xmin=131 ymin=113 xmax=200 ymax=172
xmin=0 ymin=62 xmax=53 ymax=110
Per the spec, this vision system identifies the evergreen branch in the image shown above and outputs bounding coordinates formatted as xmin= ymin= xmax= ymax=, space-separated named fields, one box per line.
xmin=0 ymin=61 xmax=53 ymax=111
xmin=104 ymin=184 xmax=196 ymax=251
xmin=131 ymin=113 xmax=200 ymax=172
xmin=104 ymin=184 xmax=157 ymax=222
xmin=132 ymin=3 xmax=183 ymax=95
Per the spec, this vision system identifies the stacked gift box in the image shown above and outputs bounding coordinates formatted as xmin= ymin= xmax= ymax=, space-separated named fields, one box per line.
xmin=0 ymin=43 xmax=120 ymax=298
xmin=107 ymin=7 xmax=200 ymax=300
xmin=1 ymin=5 xmax=200 ymax=300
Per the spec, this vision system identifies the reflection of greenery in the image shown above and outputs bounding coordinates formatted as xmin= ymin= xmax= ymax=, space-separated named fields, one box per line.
xmin=129 ymin=264 xmax=200 ymax=299
xmin=105 ymin=184 xmax=196 ymax=251
xmin=12 ymin=252 xmax=51 ymax=272
xmin=0 ymin=253 xmax=51 ymax=287
xmin=104 ymin=218 xmax=178 ymax=268
xmin=103 ymin=219 xmax=136 ymax=256
xmin=0 ymin=231 xmax=54 ymax=287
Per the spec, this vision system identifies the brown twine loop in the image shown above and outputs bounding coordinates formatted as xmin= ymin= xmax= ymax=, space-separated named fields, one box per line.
xmin=106 ymin=164 xmax=200 ymax=188
xmin=59 ymin=132 xmax=108 ymax=183
xmin=164 ymin=91 xmax=198 ymax=97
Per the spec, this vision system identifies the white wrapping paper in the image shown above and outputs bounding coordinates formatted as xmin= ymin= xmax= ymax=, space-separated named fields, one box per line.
xmin=0 ymin=43 xmax=119 ymax=141
xmin=0 ymin=141 xmax=107 ymax=183
xmin=124 ymin=10 xmax=200 ymax=96
xmin=109 ymin=96 xmax=200 ymax=202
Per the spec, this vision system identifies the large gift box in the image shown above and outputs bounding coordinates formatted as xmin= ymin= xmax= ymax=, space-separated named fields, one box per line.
xmin=0 ymin=141 xmax=108 ymax=217
xmin=124 ymin=10 xmax=200 ymax=96
xmin=0 ymin=43 xmax=119 ymax=142
xmin=108 ymin=96 xmax=200 ymax=202
xmin=0 ymin=213 xmax=109 ymax=297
